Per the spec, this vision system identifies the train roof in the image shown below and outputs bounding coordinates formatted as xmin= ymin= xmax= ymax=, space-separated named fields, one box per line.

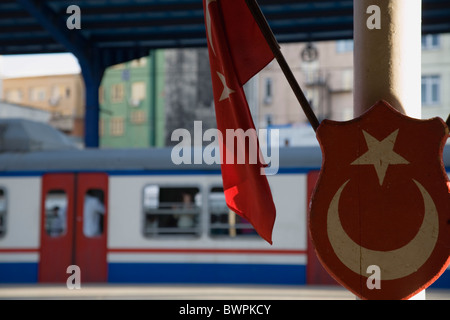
xmin=0 ymin=145 xmax=324 ymax=173
xmin=0 ymin=119 xmax=448 ymax=173
xmin=0 ymin=118 xmax=78 ymax=153
xmin=0 ymin=118 xmax=322 ymax=173
xmin=0 ymin=144 xmax=449 ymax=173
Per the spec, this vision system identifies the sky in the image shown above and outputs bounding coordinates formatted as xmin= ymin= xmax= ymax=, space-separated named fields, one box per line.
xmin=0 ymin=53 xmax=81 ymax=79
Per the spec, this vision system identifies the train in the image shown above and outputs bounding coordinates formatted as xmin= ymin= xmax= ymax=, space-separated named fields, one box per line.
xmin=0 ymin=119 xmax=449 ymax=289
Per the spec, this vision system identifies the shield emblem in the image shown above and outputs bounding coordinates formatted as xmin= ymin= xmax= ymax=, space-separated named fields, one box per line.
xmin=309 ymin=100 xmax=450 ymax=300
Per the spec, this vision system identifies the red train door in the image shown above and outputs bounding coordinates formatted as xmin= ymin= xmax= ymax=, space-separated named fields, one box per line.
xmin=306 ymin=171 xmax=339 ymax=285
xmin=39 ymin=173 xmax=75 ymax=283
xmin=75 ymin=173 xmax=108 ymax=283
xmin=39 ymin=173 xmax=108 ymax=283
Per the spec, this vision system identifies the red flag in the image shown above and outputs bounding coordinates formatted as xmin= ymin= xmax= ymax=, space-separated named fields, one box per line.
xmin=203 ymin=0 xmax=276 ymax=244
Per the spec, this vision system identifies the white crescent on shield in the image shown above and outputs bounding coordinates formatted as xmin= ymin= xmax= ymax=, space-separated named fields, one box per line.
xmin=327 ymin=179 xmax=439 ymax=280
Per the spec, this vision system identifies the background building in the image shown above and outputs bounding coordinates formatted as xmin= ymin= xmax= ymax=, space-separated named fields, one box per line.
xmin=2 ymin=34 xmax=448 ymax=149
xmin=257 ymin=39 xmax=354 ymax=131
xmin=99 ymin=48 xmax=218 ymax=149
xmin=0 ymin=101 xmax=51 ymax=123
xmin=163 ymin=48 xmax=217 ymax=147
xmin=421 ymin=33 xmax=450 ymax=122
xmin=2 ymin=73 xmax=84 ymax=144
xmin=98 ymin=51 xmax=165 ymax=149
xmin=259 ymin=34 xmax=450 ymax=146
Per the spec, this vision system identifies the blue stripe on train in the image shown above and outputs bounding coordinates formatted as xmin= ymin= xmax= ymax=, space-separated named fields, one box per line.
xmin=1 ymin=262 xmax=450 ymax=289
xmin=431 ymin=271 xmax=450 ymax=289
xmin=0 ymin=263 xmax=38 ymax=283
xmin=0 ymin=262 xmax=450 ymax=289
xmin=0 ymin=167 xmax=320 ymax=177
xmin=108 ymin=263 xmax=450 ymax=288
xmin=108 ymin=263 xmax=306 ymax=285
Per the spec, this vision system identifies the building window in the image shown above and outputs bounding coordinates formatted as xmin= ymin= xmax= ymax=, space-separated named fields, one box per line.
xmin=130 ymin=81 xmax=146 ymax=107
xmin=29 ymin=87 xmax=47 ymax=102
xmin=263 ymin=78 xmax=273 ymax=105
xmin=111 ymin=83 xmax=124 ymax=103
xmin=422 ymin=34 xmax=440 ymax=50
xmin=209 ymin=187 xmax=257 ymax=238
xmin=130 ymin=57 xmax=147 ymax=68
xmin=49 ymin=85 xmax=65 ymax=106
xmin=111 ymin=63 xmax=125 ymax=70
xmin=98 ymin=86 xmax=104 ymax=105
xmin=5 ymin=89 xmax=23 ymax=104
xmin=110 ymin=117 xmax=125 ymax=136
xmin=44 ymin=190 xmax=67 ymax=237
xmin=265 ymin=114 xmax=273 ymax=127
xmin=422 ymin=75 xmax=441 ymax=105
xmin=143 ymin=185 xmax=201 ymax=238
xmin=99 ymin=119 xmax=104 ymax=137
xmin=336 ymin=40 xmax=354 ymax=53
xmin=131 ymin=110 xmax=146 ymax=124
xmin=0 ymin=188 xmax=6 ymax=238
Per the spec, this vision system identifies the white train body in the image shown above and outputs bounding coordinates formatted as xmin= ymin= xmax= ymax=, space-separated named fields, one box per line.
xmin=0 ymin=145 xmax=449 ymax=288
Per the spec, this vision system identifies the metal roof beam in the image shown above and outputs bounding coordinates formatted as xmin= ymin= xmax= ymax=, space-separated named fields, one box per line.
xmin=51 ymin=0 xmax=201 ymax=15
xmin=15 ymin=0 xmax=91 ymax=69
xmin=16 ymin=0 xmax=106 ymax=148
xmin=0 ymin=44 xmax=65 ymax=55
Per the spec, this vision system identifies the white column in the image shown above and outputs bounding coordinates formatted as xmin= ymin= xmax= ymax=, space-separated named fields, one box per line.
xmin=354 ymin=0 xmax=422 ymax=118
xmin=353 ymin=0 xmax=424 ymax=300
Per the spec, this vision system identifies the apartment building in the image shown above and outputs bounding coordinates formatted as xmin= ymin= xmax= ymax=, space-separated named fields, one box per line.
xmin=258 ymin=34 xmax=450 ymax=137
xmin=2 ymin=73 xmax=85 ymax=140
xmin=421 ymin=33 xmax=450 ymax=122
xmin=2 ymin=34 xmax=448 ymax=149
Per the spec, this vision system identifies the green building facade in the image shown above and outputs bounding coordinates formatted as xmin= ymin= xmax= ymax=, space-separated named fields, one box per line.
xmin=99 ymin=50 xmax=165 ymax=148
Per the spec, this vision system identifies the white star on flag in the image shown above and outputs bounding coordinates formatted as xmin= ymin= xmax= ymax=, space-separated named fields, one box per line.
xmin=202 ymin=0 xmax=276 ymax=245
xmin=217 ymin=71 xmax=235 ymax=101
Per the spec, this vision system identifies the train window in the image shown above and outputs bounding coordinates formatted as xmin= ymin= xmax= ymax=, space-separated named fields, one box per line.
xmin=0 ymin=188 xmax=6 ymax=237
xmin=209 ymin=187 xmax=258 ymax=238
xmin=143 ymin=185 xmax=201 ymax=237
xmin=83 ymin=189 xmax=105 ymax=237
xmin=44 ymin=190 xmax=67 ymax=237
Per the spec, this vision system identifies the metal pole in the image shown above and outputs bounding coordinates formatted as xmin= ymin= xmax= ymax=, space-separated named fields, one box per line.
xmin=354 ymin=0 xmax=424 ymax=300
xmin=82 ymin=66 xmax=103 ymax=148
xmin=245 ymin=0 xmax=320 ymax=132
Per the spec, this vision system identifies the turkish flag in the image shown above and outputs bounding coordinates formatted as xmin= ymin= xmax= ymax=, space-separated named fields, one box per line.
xmin=203 ymin=0 xmax=276 ymax=244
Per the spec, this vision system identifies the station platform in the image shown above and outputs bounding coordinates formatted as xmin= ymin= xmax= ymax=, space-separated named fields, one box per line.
xmin=0 ymin=284 xmax=449 ymax=300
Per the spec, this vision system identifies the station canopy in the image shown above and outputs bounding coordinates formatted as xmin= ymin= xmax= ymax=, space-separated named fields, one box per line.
xmin=2 ymin=0 xmax=450 ymax=148
xmin=2 ymin=0 xmax=450 ymax=66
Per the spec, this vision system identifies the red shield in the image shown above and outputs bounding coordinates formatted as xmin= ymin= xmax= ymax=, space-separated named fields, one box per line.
xmin=309 ymin=100 xmax=450 ymax=300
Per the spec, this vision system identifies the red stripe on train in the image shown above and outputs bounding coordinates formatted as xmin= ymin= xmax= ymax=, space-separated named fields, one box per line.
xmin=0 ymin=248 xmax=39 ymax=253
xmin=0 ymin=248 xmax=307 ymax=255
xmin=108 ymin=248 xmax=306 ymax=255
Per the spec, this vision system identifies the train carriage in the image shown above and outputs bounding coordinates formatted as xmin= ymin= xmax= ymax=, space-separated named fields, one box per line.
xmin=0 ymin=119 xmax=449 ymax=288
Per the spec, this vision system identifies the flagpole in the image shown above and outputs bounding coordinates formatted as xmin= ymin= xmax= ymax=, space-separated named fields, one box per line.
xmin=244 ymin=0 xmax=320 ymax=132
